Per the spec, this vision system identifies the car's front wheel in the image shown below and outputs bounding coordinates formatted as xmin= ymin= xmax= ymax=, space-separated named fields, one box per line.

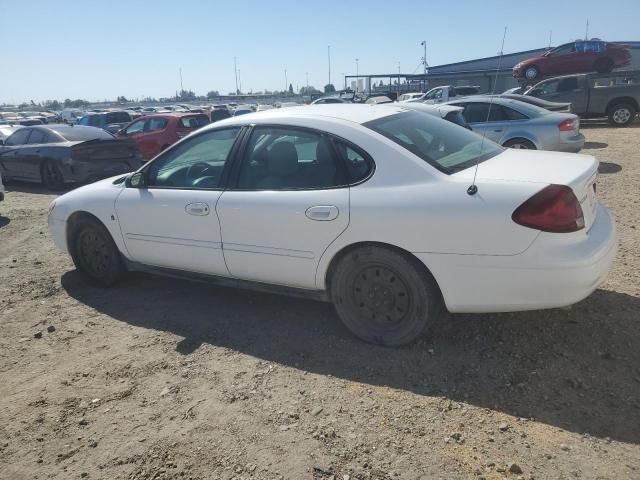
xmin=70 ymin=217 xmax=124 ymax=286
xmin=524 ymin=65 xmax=540 ymax=81
xmin=329 ymin=246 xmax=439 ymax=347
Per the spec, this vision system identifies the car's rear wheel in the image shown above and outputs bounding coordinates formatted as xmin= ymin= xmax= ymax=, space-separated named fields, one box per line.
xmin=503 ymin=138 xmax=536 ymax=150
xmin=329 ymin=246 xmax=439 ymax=347
xmin=41 ymin=160 xmax=64 ymax=190
xmin=70 ymin=217 xmax=124 ymax=286
xmin=524 ymin=65 xmax=540 ymax=81
xmin=595 ymin=57 xmax=614 ymax=73
xmin=608 ymin=103 xmax=636 ymax=127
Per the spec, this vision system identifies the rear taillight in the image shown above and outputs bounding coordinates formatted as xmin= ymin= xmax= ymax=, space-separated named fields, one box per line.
xmin=558 ymin=118 xmax=578 ymax=131
xmin=512 ymin=184 xmax=585 ymax=233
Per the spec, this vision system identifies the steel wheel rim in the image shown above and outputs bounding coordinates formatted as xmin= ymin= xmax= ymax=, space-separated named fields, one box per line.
xmin=78 ymin=230 xmax=111 ymax=277
xmin=509 ymin=143 xmax=530 ymax=149
xmin=525 ymin=68 xmax=537 ymax=80
xmin=352 ymin=265 xmax=411 ymax=329
xmin=613 ymin=108 xmax=631 ymax=124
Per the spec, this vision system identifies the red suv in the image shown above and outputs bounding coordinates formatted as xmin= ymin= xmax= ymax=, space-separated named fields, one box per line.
xmin=513 ymin=40 xmax=631 ymax=82
xmin=117 ymin=113 xmax=209 ymax=160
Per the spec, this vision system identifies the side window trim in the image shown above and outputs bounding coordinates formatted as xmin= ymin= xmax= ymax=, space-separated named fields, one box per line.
xmin=226 ymin=123 xmax=375 ymax=191
xmin=136 ymin=126 xmax=246 ymax=191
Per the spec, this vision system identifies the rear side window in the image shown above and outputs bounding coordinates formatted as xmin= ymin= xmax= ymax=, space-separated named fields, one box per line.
xmin=179 ymin=116 xmax=209 ymax=128
xmin=333 ymin=140 xmax=374 ymax=184
xmin=5 ymin=129 xmax=31 ymax=146
xmin=503 ymin=106 xmax=528 ymax=120
xmin=27 ymin=130 xmax=48 ymax=144
xmin=236 ymin=127 xmax=348 ymax=190
xmin=148 ymin=118 xmax=168 ymax=131
xmin=557 ymin=77 xmax=579 ymax=92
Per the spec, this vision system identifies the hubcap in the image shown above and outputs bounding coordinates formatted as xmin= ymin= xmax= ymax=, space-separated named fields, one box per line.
xmin=613 ymin=108 xmax=631 ymax=124
xmin=78 ymin=230 xmax=111 ymax=276
xmin=352 ymin=266 xmax=410 ymax=328
xmin=509 ymin=143 xmax=530 ymax=149
xmin=525 ymin=68 xmax=537 ymax=80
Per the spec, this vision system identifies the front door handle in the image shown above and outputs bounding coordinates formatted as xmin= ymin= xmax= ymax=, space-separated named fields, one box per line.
xmin=493 ymin=129 xmax=503 ymax=132
xmin=305 ymin=205 xmax=339 ymax=221
xmin=185 ymin=202 xmax=210 ymax=216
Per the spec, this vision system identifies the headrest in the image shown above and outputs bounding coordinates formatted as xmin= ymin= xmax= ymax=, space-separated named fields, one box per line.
xmin=268 ymin=142 xmax=298 ymax=176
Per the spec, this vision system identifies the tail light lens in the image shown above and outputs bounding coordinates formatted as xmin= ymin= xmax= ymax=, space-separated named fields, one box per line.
xmin=558 ymin=118 xmax=578 ymax=131
xmin=512 ymin=184 xmax=585 ymax=233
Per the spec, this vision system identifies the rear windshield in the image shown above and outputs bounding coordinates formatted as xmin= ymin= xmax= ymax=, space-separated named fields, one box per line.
xmin=49 ymin=126 xmax=114 ymax=141
xmin=364 ymin=111 xmax=502 ymax=174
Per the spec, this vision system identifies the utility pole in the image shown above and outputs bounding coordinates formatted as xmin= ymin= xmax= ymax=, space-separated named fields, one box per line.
xmin=327 ymin=45 xmax=331 ymax=86
xmin=398 ymin=61 xmax=401 ymax=97
xmin=355 ymin=58 xmax=359 ymax=92
xmin=284 ymin=69 xmax=288 ymax=92
xmin=234 ymin=57 xmax=238 ymax=94
xmin=585 ymin=19 xmax=589 ymax=40
xmin=548 ymin=30 xmax=553 ymax=48
xmin=421 ymin=40 xmax=427 ymax=91
xmin=306 ymin=72 xmax=309 ymax=89
xmin=179 ymin=68 xmax=183 ymax=94
xmin=238 ymin=69 xmax=242 ymax=94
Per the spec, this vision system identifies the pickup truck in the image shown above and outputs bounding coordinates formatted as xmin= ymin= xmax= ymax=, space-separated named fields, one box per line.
xmin=525 ymin=72 xmax=640 ymax=126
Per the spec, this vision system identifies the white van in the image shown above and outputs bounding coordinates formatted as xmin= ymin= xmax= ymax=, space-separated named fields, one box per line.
xmin=60 ymin=109 xmax=83 ymax=124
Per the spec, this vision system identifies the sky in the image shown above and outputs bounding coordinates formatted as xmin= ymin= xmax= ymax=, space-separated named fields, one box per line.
xmin=2 ymin=0 xmax=640 ymax=104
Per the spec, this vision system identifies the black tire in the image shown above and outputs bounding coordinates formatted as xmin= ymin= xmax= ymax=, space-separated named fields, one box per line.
xmin=524 ymin=65 xmax=540 ymax=81
xmin=607 ymin=103 xmax=636 ymax=127
xmin=503 ymin=138 xmax=537 ymax=150
xmin=70 ymin=217 xmax=124 ymax=286
xmin=329 ymin=246 xmax=439 ymax=347
xmin=595 ymin=57 xmax=614 ymax=74
xmin=41 ymin=160 xmax=64 ymax=190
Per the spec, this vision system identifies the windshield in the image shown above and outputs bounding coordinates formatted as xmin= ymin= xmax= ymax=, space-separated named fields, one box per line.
xmin=364 ymin=111 xmax=502 ymax=174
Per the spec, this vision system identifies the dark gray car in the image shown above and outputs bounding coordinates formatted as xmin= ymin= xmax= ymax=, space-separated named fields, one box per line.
xmin=0 ymin=125 xmax=143 ymax=188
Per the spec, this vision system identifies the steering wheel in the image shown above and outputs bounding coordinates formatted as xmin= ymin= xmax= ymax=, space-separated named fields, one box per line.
xmin=186 ymin=162 xmax=211 ymax=182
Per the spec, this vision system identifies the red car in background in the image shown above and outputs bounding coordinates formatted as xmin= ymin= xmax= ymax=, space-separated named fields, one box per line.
xmin=513 ymin=40 xmax=631 ymax=82
xmin=117 ymin=113 xmax=209 ymax=160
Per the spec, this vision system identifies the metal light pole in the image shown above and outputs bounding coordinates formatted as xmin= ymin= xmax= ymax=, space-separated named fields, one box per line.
xmin=328 ymin=45 xmax=331 ymax=86
xmin=420 ymin=41 xmax=427 ymax=91
xmin=306 ymin=72 xmax=309 ymax=89
xmin=238 ymin=69 xmax=242 ymax=94
xmin=234 ymin=57 xmax=239 ymax=94
xmin=284 ymin=69 xmax=288 ymax=92
xmin=355 ymin=58 xmax=359 ymax=92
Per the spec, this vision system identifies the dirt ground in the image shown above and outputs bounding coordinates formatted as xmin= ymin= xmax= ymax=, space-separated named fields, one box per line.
xmin=1 ymin=123 xmax=639 ymax=480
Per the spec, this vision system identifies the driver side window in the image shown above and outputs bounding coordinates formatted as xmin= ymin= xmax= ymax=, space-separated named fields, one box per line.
xmin=125 ymin=119 xmax=146 ymax=135
xmin=144 ymin=128 xmax=240 ymax=189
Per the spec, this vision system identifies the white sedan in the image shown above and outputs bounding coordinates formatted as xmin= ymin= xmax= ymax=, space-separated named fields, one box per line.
xmin=48 ymin=105 xmax=617 ymax=346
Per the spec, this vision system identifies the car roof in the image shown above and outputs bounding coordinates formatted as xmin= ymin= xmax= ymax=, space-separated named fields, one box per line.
xmin=208 ymin=104 xmax=407 ymax=129
xmin=398 ymin=103 xmax=463 ymax=118
xmin=139 ymin=112 xmax=206 ymax=119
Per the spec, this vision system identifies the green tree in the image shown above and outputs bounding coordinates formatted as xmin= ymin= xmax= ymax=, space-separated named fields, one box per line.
xmin=299 ymin=85 xmax=321 ymax=95
xmin=324 ymin=83 xmax=336 ymax=93
xmin=116 ymin=95 xmax=128 ymax=103
xmin=206 ymin=90 xmax=220 ymax=99
xmin=288 ymin=83 xmax=294 ymax=94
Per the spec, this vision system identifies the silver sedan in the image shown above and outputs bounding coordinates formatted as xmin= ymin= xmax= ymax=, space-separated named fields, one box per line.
xmin=446 ymin=96 xmax=585 ymax=152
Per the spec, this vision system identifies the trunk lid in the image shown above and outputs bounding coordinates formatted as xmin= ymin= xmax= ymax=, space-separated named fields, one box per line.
xmin=455 ymin=149 xmax=599 ymax=230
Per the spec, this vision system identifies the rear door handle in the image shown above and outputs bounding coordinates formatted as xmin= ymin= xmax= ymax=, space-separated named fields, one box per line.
xmin=185 ymin=202 xmax=210 ymax=216
xmin=305 ymin=205 xmax=339 ymax=221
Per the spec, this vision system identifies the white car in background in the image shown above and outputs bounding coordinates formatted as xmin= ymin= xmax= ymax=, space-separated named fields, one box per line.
xmin=48 ymin=105 xmax=616 ymax=346
xmin=397 ymin=92 xmax=425 ymax=102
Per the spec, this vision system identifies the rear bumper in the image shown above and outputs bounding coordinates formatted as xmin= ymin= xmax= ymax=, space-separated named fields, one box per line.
xmin=417 ymin=203 xmax=617 ymax=313
xmin=555 ymin=133 xmax=585 ymax=153
xmin=65 ymin=159 xmax=142 ymax=184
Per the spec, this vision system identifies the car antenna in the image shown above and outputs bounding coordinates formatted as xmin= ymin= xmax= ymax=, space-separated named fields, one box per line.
xmin=468 ymin=26 xmax=508 ymax=196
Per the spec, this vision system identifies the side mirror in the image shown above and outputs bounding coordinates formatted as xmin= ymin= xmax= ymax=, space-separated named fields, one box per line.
xmin=117 ymin=129 xmax=126 ymax=136
xmin=127 ymin=171 xmax=146 ymax=188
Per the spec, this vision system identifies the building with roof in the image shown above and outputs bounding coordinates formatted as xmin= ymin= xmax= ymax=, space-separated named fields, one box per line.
xmin=346 ymin=41 xmax=640 ymax=96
